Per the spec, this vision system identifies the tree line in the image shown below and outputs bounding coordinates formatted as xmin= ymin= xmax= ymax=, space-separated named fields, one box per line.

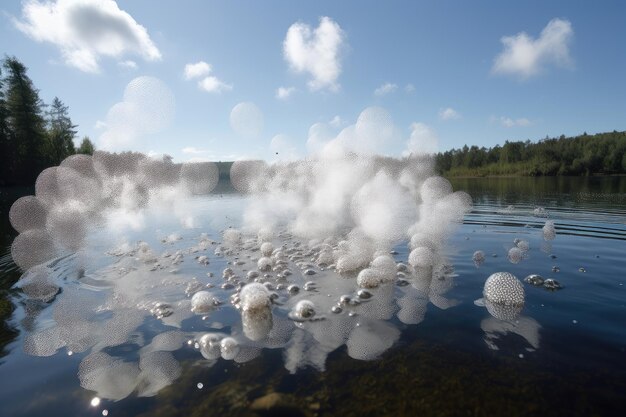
xmin=0 ymin=56 xmax=95 ymax=186
xmin=435 ymin=130 xmax=626 ymax=177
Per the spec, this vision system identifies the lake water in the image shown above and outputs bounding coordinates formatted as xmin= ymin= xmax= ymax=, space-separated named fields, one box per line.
xmin=0 ymin=177 xmax=625 ymax=417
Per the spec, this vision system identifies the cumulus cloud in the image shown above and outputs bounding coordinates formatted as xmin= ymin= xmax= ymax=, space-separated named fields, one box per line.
xmin=184 ymin=61 xmax=211 ymax=80
xmin=404 ymin=122 xmax=439 ymax=156
xmin=306 ymin=107 xmax=401 ymax=156
xmin=98 ymin=76 xmax=175 ymax=150
xmin=197 ymin=76 xmax=232 ymax=93
xmin=405 ymin=84 xmax=415 ymax=93
xmin=374 ymin=83 xmax=398 ymax=96
xmin=181 ymin=147 xmax=208 ymax=155
xmin=118 ymin=60 xmax=137 ymax=70
xmin=329 ymin=115 xmax=344 ymax=128
xmin=184 ymin=61 xmax=232 ymax=94
xmin=492 ymin=18 xmax=574 ymax=79
xmin=230 ymin=102 xmax=264 ymax=138
xmin=283 ymin=16 xmax=345 ymax=91
xmin=14 ymin=0 xmax=161 ymax=73
xmin=276 ymin=86 xmax=296 ymax=100
xmin=439 ymin=107 xmax=461 ymax=121
xmin=498 ymin=116 xmax=531 ymax=128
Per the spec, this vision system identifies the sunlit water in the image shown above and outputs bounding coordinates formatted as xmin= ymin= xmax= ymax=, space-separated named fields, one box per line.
xmin=0 ymin=177 xmax=625 ymax=417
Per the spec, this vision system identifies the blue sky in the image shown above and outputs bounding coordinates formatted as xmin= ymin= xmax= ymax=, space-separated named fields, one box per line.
xmin=1 ymin=0 xmax=625 ymax=162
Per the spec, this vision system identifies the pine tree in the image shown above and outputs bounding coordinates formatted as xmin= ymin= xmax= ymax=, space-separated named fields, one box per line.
xmin=3 ymin=56 xmax=48 ymax=183
xmin=77 ymin=136 xmax=95 ymax=155
xmin=47 ymin=96 xmax=77 ymax=164
xmin=0 ymin=66 xmax=11 ymax=184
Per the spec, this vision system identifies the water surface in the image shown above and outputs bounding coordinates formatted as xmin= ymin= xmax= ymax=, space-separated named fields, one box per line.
xmin=0 ymin=177 xmax=624 ymax=417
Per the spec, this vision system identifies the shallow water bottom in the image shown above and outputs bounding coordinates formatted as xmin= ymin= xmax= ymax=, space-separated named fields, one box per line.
xmin=1 ymin=177 xmax=626 ymax=417
xmin=5 ymin=328 xmax=624 ymax=417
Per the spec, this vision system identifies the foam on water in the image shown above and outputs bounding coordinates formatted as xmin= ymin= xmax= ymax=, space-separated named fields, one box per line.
xmin=8 ymin=149 xmax=477 ymax=400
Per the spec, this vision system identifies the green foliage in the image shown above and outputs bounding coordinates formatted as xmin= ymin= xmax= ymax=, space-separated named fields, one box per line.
xmin=0 ymin=56 xmax=90 ymax=185
xmin=436 ymin=131 xmax=626 ymax=177
xmin=3 ymin=56 xmax=48 ymax=183
xmin=46 ymin=97 xmax=77 ymax=163
xmin=77 ymin=136 xmax=95 ymax=155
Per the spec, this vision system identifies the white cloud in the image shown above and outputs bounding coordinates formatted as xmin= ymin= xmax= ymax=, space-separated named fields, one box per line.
xmin=405 ymin=84 xmax=415 ymax=93
xmin=374 ymin=83 xmax=398 ymax=96
xmin=184 ymin=61 xmax=211 ymax=80
xmin=118 ymin=60 xmax=137 ymax=70
xmin=329 ymin=115 xmax=344 ymax=128
xmin=184 ymin=61 xmax=232 ymax=93
xmin=499 ymin=116 xmax=531 ymax=128
xmin=492 ymin=18 xmax=574 ymax=79
xmin=181 ymin=147 xmax=208 ymax=155
xmin=307 ymin=107 xmax=400 ymax=156
xmin=276 ymin=86 xmax=296 ymax=100
xmin=283 ymin=16 xmax=345 ymax=91
xmin=14 ymin=0 xmax=161 ymax=73
xmin=404 ymin=122 xmax=439 ymax=156
xmin=230 ymin=102 xmax=264 ymax=138
xmin=94 ymin=120 xmax=107 ymax=129
xmin=439 ymin=107 xmax=461 ymax=121
xmin=98 ymin=76 xmax=175 ymax=150
xmin=197 ymin=76 xmax=233 ymax=93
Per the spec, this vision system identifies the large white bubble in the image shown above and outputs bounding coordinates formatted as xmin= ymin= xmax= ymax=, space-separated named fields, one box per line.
xmin=230 ymin=102 xmax=264 ymax=138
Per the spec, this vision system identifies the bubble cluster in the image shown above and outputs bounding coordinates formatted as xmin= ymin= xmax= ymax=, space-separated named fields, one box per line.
xmin=482 ymin=272 xmax=525 ymax=320
xmin=472 ymin=250 xmax=485 ymax=267
xmin=9 ymin=153 xmax=220 ymax=271
xmin=483 ymin=272 xmax=525 ymax=306
xmin=543 ymin=220 xmax=556 ymax=241
xmin=10 ymin=149 xmax=473 ymax=402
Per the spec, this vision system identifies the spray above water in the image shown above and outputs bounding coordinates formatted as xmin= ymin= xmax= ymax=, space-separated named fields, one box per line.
xmin=9 ymin=145 xmax=476 ymax=401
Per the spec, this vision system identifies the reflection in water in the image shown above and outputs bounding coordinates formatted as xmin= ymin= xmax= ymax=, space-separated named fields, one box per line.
xmin=14 ymin=229 xmax=463 ymax=401
xmin=7 ymin=151 xmax=474 ymax=401
xmin=481 ymin=316 xmax=541 ymax=351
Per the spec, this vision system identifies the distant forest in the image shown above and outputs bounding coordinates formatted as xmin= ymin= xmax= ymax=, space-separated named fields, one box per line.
xmin=0 ymin=56 xmax=95 ymax=186
xmin=2 ymin=56 xmax=626 ymax=187
xmin=435 ymin=130 xmax=626 ymax=177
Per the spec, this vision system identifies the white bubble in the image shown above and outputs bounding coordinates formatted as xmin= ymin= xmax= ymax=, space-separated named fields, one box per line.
xmin=199 ymin=333 xmax=223 ymax=360
xmin=420 ymin=176 xmax=452 ymax=203
xmin=91 ymin=397 xmax=101 ymax=407
xmin=239 ymin=283 xmax=271 ymax=313
xmin=191 ymin=291 xmax=218 ymax=314
xmin=408 ymin=247 xmax=434 ymax=268
xmin=356 ymin=268 xmax=381 ymax=288
xmin=180 ymin=162 xmax=219 ymax=195
xmin=260 ymin=242 xmax=274 ymax=256
xmin=223 ymin=229 xmax=242 ymax=244
xmin=508 ymin=247 xmax=523 ymax=264
xmin=543 ymin=220 xmax=556 ymax=241
xmin=291 ymin=300 xmax=316 ymax=320
xmin=229 ymin=160 xmax=267 ymax=193
xmin=122 ymin=76 xmax=175 ymax=134
xmin=9 ymin=196 xmax=48 ymax=233
xmin=220 ymin=337 xmax=240 ymax=360
xmin=257 ymin=257 xmax=273 ymax=272
xmin=472 ymin=250 xmax=485 ymax=266
xmin=483 ymin=272 xmax=525 ymax=306
xmin=11 ymin=228 xmax=58 ymax=270
xmin=230 ymin=102 xmax=263 ymax=138
xmin=516 ymin=239 xmax=530 ymax=251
